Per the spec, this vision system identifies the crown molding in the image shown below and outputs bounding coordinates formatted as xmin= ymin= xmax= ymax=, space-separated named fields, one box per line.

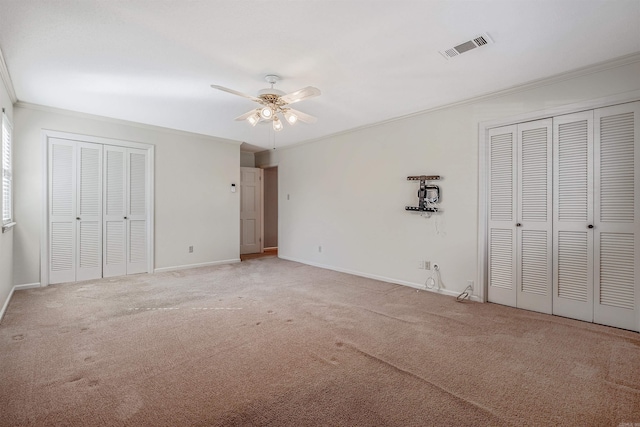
xmin=14 ymin=101 xmax=243 ymax=146
xmin=0 ymin=47 xmax=17 ymax=104
xmin=271 ymin=52 xmax=640 ymax=153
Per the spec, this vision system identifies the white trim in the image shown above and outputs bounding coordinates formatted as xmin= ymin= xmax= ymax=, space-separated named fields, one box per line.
xmin=0 ymin=47 xmax=17 ymax=104
xmin=41 ymin=130 xmax=155 ymax=286
xmin=154 ymin=259 xmax=240 ymax=273
xmin=273 ymin=53 xmax=640 ymax=153
xmin=0 ymin=283 xmax=40 ymax=323
xmin=477 ymin=91 xmax=640 ymax=303
xmin=15 ymin=102 xmax=242 ymax=146
xmin=279 ymin=255 xmax=481 ymax=302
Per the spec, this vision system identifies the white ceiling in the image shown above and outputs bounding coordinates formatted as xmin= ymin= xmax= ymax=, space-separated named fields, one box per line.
xmin=0 ymin=1 xmax=639 ymax=151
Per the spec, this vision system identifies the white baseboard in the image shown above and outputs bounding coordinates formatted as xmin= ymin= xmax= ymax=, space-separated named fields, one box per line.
xmin=0 ymin=282 xmax=41 ymax=323
xmin=154 ymin=259 xmax=241 ymax=273
xmin=278 ymin=255 xmax=481 ymax=302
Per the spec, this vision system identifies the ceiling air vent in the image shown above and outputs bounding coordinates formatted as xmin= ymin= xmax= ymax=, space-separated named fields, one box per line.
xmin=439 ymin=33 xmax=493 ymax=59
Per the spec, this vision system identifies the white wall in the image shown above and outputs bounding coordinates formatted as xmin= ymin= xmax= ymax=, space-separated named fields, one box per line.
xmin=0 ymin=73 xmax=14 ymax=315
xmin=13 ymin=105 xmax=241 ymax=286
xmin=240 ymin=151 xmax=255 ymax=167
xmin=257 ymin=58 xmax=640 ymax=297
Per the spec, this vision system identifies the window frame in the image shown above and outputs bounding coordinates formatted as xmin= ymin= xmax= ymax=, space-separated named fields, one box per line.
xmin=2 ymin=110 xmax=13 ymax=228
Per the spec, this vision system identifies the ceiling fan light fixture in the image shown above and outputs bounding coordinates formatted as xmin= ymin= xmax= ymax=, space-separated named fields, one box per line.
xmin=247 ymin=113 xmax=260 ymax=126
xmin=284 ymin=111 xmax=298 ymax=125
xmin=273 ymin=117 xmax=283 ymax=132
xmin=260 ymin=106 xmax=273 ymax=120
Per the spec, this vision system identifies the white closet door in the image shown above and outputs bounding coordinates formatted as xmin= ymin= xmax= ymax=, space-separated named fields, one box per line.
xmin=553 ymin=111 xmax=594 ymax=322
xmin=75 ymin=142 xmax=103 ymax=281
xmin=49 ymin=139 xmax=102 ymax=284
xmin=103 ymin=146 xmax=127 ymax=277
xmin=516 ymin=119 xmax=553 ymax=314
xmin=593 ymin=101 xmax=639 ymax=331
xmin=49 ymin=139 xmax=77 ymax=284
xmin=126 ymin=148 xmax=148 ymax=274
xmin=487 ymin=125 xmax=517 ymax=307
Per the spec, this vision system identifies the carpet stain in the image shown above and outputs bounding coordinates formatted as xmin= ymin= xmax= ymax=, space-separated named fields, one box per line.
xmin=12 ymin=334 xmax=24 ymax=341
xmin=571 ymin=363 xmax=598 ymax=380
xmin=115 ymin=389 xmax=144 ymax=420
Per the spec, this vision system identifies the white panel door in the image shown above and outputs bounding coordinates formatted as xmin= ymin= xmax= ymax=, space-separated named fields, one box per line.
xmin=553 ymin=111 xmax=595 ymax=322
xmin=487 ymin=125 xmax=517 ymax=307
xmin=126 ymin=148 xmax=148 ymax=274
xmin=240 ymin=167 xmax=262 ymax=255
xmin=49 ymin=139 xmax=77 ymax=284
xmin=75 ymin=142 xmax=103 ymax=281
xmin=593 ymin=101 xmax=639 ymax=331
xmin=516 ymin=119 xmax=553 ymax=314
xmin=103 ymin=146 xmax=127 ymax=277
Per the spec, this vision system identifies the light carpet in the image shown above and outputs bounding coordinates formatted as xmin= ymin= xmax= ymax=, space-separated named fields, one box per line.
xmin=1 ymin=257 xmax=639 ymax=426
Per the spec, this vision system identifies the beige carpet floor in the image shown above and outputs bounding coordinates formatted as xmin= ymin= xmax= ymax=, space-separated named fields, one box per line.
xmin=1 ymin=257 xmax=639 ymax=426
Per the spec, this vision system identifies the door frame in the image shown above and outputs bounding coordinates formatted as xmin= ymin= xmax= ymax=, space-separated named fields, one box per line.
xmin=478 ymin=90 xmax=640 ymax=303
xmin=262 ymin=165 xmax=278 ymax=250
xmin=41 ymin=130 xmax=155 ymax=287
xmin=257 ymin=161 xmax=279 ymax=254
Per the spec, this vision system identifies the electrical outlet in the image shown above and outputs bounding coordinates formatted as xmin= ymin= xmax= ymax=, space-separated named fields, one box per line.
xmin=318 ymin=245 xmax=322 ymax=253
xmin=467 ymin=280 xmax=474 ymax=291
xmin=425 ymin=261 xmax=431 ymax=270
xmin=188 ymin=245 xmax=193 ymax=253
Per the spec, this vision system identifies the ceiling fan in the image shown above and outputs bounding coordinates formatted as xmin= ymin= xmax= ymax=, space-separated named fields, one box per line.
xmin=211 ymin=75 xmax=320 ymax=132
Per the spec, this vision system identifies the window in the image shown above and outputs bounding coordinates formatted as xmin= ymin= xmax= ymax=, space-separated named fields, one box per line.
xmin=2 ymin=111 xmax=13 ymax=227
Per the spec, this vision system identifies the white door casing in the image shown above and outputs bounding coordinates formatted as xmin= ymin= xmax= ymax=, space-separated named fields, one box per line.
xmin=240 ymin=167 xmax=262 ymax=255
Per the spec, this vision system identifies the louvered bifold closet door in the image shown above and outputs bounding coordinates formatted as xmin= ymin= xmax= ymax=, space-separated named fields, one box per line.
xmin=488 ymin=125 xmax=517 ymax=307
xmin=553 ymin=111 xmax=595 ymax=322
xmin=593 ymin=101 xmax=639 ymax=331
xmin=126 ymin=148 xmax=148 ymax=274
xmin=49 ymin=139 xmax=77 ymax=284
xmin=103 ymin=146 xmax=127 ymax=277
xmin=75 ymin=142 xmax=103 ymax=281
xmin=516 ymin=119 xmax=553 ymax=314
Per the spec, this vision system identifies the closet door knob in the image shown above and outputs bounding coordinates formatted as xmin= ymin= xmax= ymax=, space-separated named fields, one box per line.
xmin=516 ymin=223 xmax=522 ymax=227
xmin=124 ymin=216 xmax=128 ymax=220
xmin=76 ymin=217 xmax=80 ymax=220
xmin=587 ymin=224 xmax=594 ymax=229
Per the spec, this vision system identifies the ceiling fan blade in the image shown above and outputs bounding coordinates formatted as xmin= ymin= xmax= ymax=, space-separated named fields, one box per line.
xmin=234 ymin=109 xmax=260 ymax=121
xmin=280 ymin=86 xmax=321 ymax=105
xmin=211 ymin=85 xmax=262 ymax=103
xmin=287 ymin=108 xmax=317 ymax=124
